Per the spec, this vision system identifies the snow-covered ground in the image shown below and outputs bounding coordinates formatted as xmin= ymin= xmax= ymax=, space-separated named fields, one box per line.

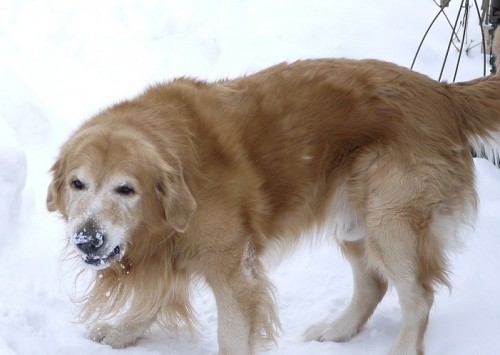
xmin=1 ymin=1 xmax=499 ymax=354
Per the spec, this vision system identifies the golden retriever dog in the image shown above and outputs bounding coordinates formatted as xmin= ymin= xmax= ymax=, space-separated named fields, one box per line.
xmin=47 ymin=38 xmax=500 ymax=354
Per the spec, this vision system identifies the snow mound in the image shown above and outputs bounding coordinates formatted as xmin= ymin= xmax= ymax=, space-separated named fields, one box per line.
xmin=0 ymin=118 xmax=27 ymax=240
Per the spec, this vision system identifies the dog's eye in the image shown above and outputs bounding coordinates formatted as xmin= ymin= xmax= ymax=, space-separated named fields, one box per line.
xmin=71 ymin=179 xmax=85 ymax=190
xmin=116 ymin=185 xmax=135 ymax=196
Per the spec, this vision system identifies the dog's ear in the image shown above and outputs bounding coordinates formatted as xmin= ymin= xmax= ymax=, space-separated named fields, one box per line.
xmin=156 ymin=162 xmax=196 ymax=233
xmin=46 ymin=158 xmax=65 ymax=213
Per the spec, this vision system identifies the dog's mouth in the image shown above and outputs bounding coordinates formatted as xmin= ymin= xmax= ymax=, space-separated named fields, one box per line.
xmin=81 ymin=245 xmax=121 ymax=268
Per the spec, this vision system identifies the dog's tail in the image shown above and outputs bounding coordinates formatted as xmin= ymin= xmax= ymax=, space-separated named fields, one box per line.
xmin=452 ymin=27 xmax=500 ymax=166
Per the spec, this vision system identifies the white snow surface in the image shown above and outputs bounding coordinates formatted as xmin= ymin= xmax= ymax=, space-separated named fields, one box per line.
xmin=1 ymin=1 xmax=499 ymax=354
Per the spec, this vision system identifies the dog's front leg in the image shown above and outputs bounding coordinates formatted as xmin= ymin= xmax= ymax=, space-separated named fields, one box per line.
xmin=205 ymin=242 xmax=279 ymax=355
xmin=212 ymin=286 xmax=253 ymax=355
xmin=88 ymin=316 xmax=154 ymax=348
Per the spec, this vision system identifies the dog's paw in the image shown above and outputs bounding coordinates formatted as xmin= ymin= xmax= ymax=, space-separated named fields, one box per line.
xmin=88 ymin=322 xmax=138 ymax=348
xmin=304 ymin=320 xmax=358 ymax=343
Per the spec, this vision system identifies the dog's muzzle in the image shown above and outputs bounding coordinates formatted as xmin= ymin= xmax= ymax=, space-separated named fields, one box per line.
xmin=74 ymin=220 xmax=121 ymax=268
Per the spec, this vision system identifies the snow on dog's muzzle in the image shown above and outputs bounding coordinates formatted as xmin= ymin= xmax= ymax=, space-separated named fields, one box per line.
xmin=73 ymin=220 xmax=122 ymax=269
xmin=82 ymin=245 xmax=121 ymax=268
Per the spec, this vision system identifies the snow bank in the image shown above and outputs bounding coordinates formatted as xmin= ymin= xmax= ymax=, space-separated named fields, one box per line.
xmin=0 ymin=60 xmax=56 ymax=242
xmin=0 ymin=117 xmax=26 ymax=240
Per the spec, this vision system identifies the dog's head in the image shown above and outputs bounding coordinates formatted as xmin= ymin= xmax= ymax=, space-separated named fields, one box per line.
xmin=47 ymin=118 xmax=196 ymax=270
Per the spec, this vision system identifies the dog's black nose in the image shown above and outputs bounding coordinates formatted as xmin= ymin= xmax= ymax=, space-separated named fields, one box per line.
xmin=74 ymin=221 xmax=106 ymax=255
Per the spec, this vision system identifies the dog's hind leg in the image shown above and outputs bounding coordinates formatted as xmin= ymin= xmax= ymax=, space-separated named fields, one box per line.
xmin=365 ymin=217 xmax=435 ymax=355
xmin=304 ymin=239 xmax=387 ymax=342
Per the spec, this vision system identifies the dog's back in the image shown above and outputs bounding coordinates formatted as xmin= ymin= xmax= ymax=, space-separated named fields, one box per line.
xmin=156 ymin=58 xmax=488 ymax=247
